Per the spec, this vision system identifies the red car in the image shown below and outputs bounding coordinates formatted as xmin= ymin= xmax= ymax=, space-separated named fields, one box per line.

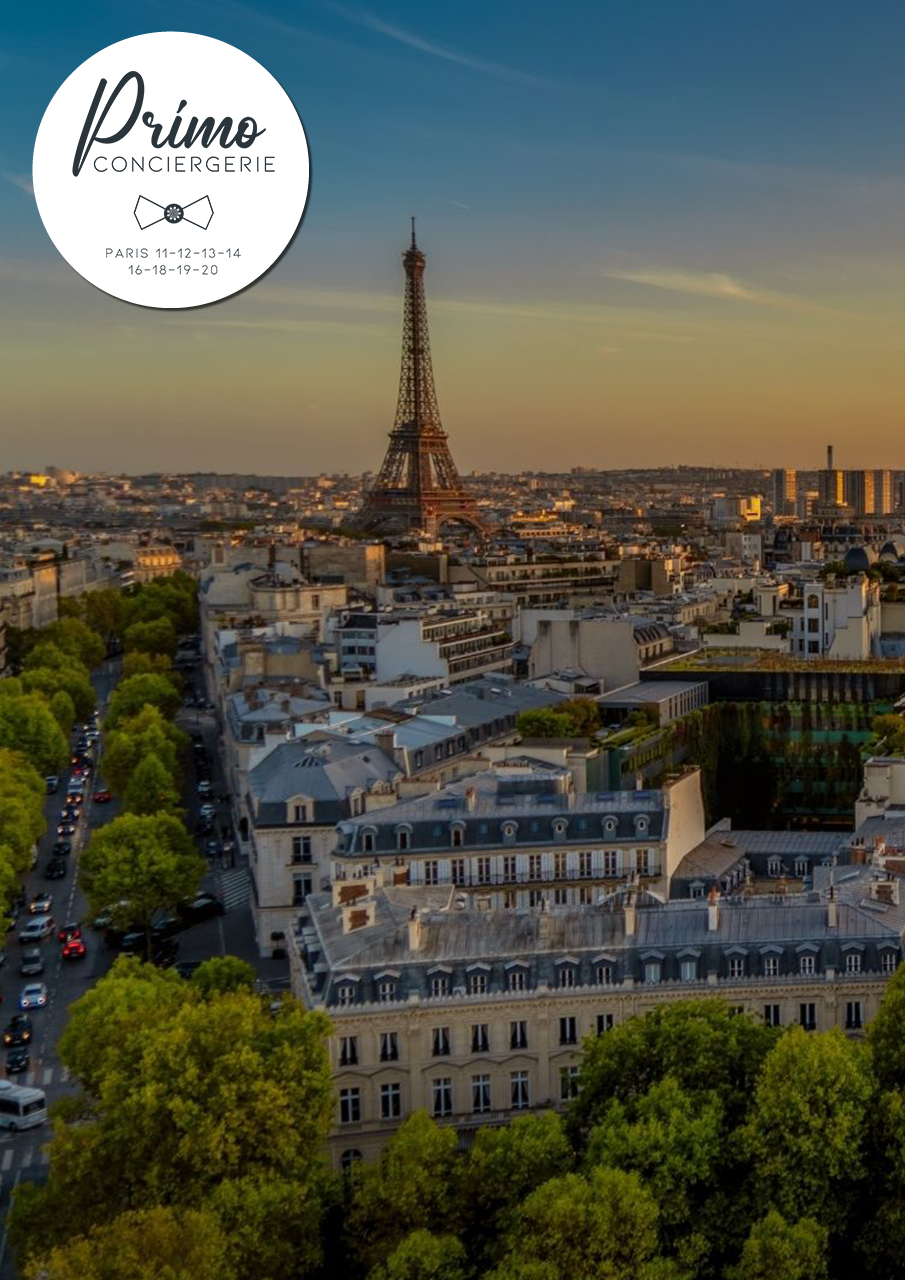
xmin=57 ymin=923 xmax=82 ymax=943
xmin=92 ymin=789 xmax=111 ymax=804
xmin=62 ymin=937 xmax=86 ymax=960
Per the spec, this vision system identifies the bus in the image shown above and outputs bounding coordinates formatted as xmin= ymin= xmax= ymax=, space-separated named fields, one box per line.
xmin=0 ymin=1081 xmax=46 ymax=1130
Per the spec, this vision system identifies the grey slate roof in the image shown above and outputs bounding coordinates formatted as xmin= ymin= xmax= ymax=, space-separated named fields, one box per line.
xmin=248 ymin=736 xmax=401 ymax=826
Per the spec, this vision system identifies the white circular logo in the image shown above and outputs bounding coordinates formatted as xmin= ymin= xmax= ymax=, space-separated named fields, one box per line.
xmin=33 ymin=32 xmax=309 ymax=309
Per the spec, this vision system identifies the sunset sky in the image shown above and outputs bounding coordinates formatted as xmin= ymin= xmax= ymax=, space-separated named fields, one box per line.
xmin=3 ymin=1 xmax=905 ymax=475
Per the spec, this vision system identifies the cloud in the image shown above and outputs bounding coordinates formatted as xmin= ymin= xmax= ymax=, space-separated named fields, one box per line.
xmin=2 ymin=171 xmax=34 ymax=196
xmin=602 ymin=265 xmax=840 ymax=315
xmin=330 ymin=5 xmax=555 ymax=90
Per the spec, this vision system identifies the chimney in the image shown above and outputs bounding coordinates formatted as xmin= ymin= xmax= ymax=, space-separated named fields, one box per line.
xmin=624 ymin=881 xmax=637 ymax=937
xmin=827 ymin=886 xmax=837 ymax=929
xmin=707 ymin=884 xmax=720 ymax=932
xmin=635 ymin=771 xmax=644 ymax=792
xmin=827 ymin=444 xmax=834 ymax=471
xmin=465 ymin=786 xmax=476 ymax=812
xmin=407 ymin=906 xmax=422 ymax=951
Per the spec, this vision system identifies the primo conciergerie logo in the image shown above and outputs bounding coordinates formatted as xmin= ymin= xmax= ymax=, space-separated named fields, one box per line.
xmin=33 ymin=31 xmax=310 ymax=308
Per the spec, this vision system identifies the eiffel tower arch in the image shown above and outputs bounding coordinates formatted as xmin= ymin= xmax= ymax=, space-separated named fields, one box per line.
xmin=356 ymin=223 xmax=486 ymax=538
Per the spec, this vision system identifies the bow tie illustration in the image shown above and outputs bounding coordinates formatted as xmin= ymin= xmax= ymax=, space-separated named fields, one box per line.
xmin=134 ymin=195 xmax=214 ymax=231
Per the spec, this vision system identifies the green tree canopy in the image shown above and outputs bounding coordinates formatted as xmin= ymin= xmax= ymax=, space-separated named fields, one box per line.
xmin=122 ymin=649 xmax=182 ymax=688
xmin=0 ymin=692 xmax=68 ymax=774
xmin=122 ymin=752 xmax=182 ymax=816
xmin=868 ymin=961 xmax=905 ymax=1090
xmin=42 ymin=617 xmax=106 ymax=669
xmin=740 ymin=1026 xmax=874 ymax=1227
xmin=191 ymin=955 xmax=257 ymax=998
xmin=49 ymin=689 xmax=76 ymax=733
xmin=725 ymin=1211 xmax=828 ymax=1280
xmin=105 ymin=673 xmax=182 ymax=728
xmin=20 ymin=664 xmax=95 ymax=721
xmin=101 ymin=704 xmax=186 ymax=796
xmin=79 ymin=812 xmax=204 ymax=953
xmin=515 ymin=709 xmax=577 ymax=739
xmin=124 ymin=616 xmax=178 ymax=658
xmin=368 ymin=1230 xmax=469 ymax=1280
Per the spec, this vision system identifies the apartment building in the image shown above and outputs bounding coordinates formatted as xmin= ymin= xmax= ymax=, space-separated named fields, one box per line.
xmin=290 ymin=872 xmax=903 ymax=1166
xmin=331 ymin=765 xmax=706 ymax=904
xmin=335 ymin=608 xmax=513 ymax=686
xmin=789 ymin=574 xmax=881 ymax=660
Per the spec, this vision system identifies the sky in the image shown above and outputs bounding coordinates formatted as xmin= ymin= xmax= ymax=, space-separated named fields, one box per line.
xmin=3 ymin=1 xmax=905 ymax=475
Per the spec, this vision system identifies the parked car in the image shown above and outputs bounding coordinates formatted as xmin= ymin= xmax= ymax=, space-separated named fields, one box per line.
xmin=45 ymin=775 xmax=59 ymax=795
xmin=196 ymin=780 xmax=212 ymax=796
xmin=18 ymin=984 xmax=47 ymax=1010
xmin=119 ymin=934 xmax=179 ymax=967
xmin=174 ymin=959 xmax=203 ymax=980
xmin=52 ymin=840 xmax=72 ymax=857
xmin=44 ymin=859 xmax=67 ymax=881
xmin=5 ymin=1045 xmax=30 ymax=1074
xmin=199 ymin=803 xmax=217 ymax=820
xmin=2 ymin=1016 xmax=32 ymax=1046
xmin=28 ymin=894 xmax=52 ymax=916
xmin=18 ymin=916 xmax=55 ymax=944
xmin=92 ymin=788 xmax=112 ymax=804
xmin=178 ymin=893 xmax=225 ymax=925
xmin=18 ymin=950 xmax=44 ymax=977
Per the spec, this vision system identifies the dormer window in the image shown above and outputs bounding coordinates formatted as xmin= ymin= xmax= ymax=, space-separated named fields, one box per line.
xmin=395 ymin=825 xmax=412 ymax=852
xmin=634 ymin=815 xmax=649 ymax=835
xmin=501 ymin=822 xmax=518 ymax=842
xmin=361 ymin=829 xmax=376 ymax=853
xmin=603 ymin=816 xmax=618 ymax=836
xmin=294 ymin=803 xmax=309 ymax=822
xmin=552 ymin=819 xmax=568 ymax=839
xmin=451 ymin=823 xmax=465 ymax=848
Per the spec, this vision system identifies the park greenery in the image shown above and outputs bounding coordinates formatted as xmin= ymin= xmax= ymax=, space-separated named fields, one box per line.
xmin=515 ymin=697 xmax=602 ymax=740
xmin=10 ymin=981 xmax=905 ymax=1279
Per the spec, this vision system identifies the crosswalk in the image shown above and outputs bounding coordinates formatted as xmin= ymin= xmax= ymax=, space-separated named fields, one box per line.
xmin=1 ymin=1143 xmax=49 ymax=1172
xmin=8 ymin=1067 xmax=69 ymax=1090
xmin=218 ymin=866 xmax=251 ymax=911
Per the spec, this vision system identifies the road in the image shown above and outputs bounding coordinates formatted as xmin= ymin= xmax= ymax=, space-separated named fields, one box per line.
xmin=0 ymin=653 xmax=285 ymax=1275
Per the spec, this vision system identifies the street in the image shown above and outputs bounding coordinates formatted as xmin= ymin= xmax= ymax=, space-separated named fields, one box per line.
xmin=0 ymin=653 xmax=285 ymax=1276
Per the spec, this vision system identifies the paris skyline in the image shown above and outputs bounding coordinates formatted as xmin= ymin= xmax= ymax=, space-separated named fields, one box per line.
xmin=4 ymin=1 xmax=905 ymax=474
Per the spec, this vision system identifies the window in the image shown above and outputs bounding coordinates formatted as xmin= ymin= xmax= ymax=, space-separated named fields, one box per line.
xmin=764 ymin=1004 xmax=781 ymax=1027
xmin=380 ymin=1082 xmax=402 ymax=1120
xmin=339 ymin=1036 xmax=358 ymax=1066
xmin=294 ymin=804 xmax=308 ymax=822
xmin=799 ymin=954 xmax=815 ymax=977
xmin=340 ymin=1148 xmax=362 ymax=1172
xmin=291 ymin=835 xmax=312 ymax=863
xmin=634 ymin=848 xmax=651 ymax=875
xmin=559 ymin=1016 xmax=578 ymax=1046
xmin=579 ymin=885 xmax=594 ymax=905
xmin=432 ymin=1078 xmax=453 ymax=1118
xmin=508 ymin=968 xmax=526 ymax=992
xmin=553 ymin=820 xmax=568 ymax=839
xmin=767 ymin=858 xmax=780 ymax=877
xmin=728 ymin=956 xmax=745 ymax=979
xmin=423 ymin=860 xmax=439 ymax=886
xmin=845 ymin=952 xmax=862 ymax=974
xmin=763 ymin=955 xmax=779 ymax=978
xmin=503 ymin=890 xmax=517 ymax=909
xmin=378 ymin=980 xmax=397 ymax=1003
xmin=451 ymin=826 xmax=464 ymax=848
xmin=845 ymin=1000 xmax=863 ymax=1030
xmin=560 ymin=1066 xmax=580 ymax=1100
xmin=414 ymin=750 xmax=423 ymax=770
xmin=528 ymin=854 xmax=542 ymax=881
xmin=432 ymin=1026 xmax=451 ymax=1056
xmin=362 ymin=832 xmax=375 ymax=853
xmin=579 ymin=851 xmax=592 ymax=878
xmin=339 ymin=1088 xmax=361 ymax=1124
xmin=502 ymin=823 xmax=517 ymax=841
xmin=379 ymin=1032 xmax=398 ymax=1062
xmin=882 ymin=951 xmax=898 ymax=974
xmin=472 ymin=1073 xmax=491 ymax=1114
xmin=680 ymin=959 xmax=697 ymax=982
xmin=431 ymin=975 xmax=449 ymax=998
xmin=503 ymin=855 xmax=517 ymax=881
xmin=596 ymin=964 xmax=612 ymax=986
xmin=529 ymin=890 xmax=544 ymax=908
xmin=799 ymin=1003 xmax=817 ymax=1031
xmin=558 ymin=966 xmax=576 ymax=989
xmin=451 ymin=858 xmax=466 ymax=885
xmin=469 ymin=971 xmax=488 ymax=995
xmin=397 ymin=830 xmax=411 ymax=851
xmin=597 ymin=1013 xmax=614 ymax=1035
xmin=554 ymin=851 xmax=567 ymax=878
xmin=604 ymin=850 xmax=618 ymax=876
xmin=476 ymin=857 xmax=491 ymax=885
xmin=510 ymin=1020 xmax=528 ymax=1050
xmin=511 ymin=1071 xmax=530 ymax=1110
xmin=554 ymin=887 xmax=568 ymax=906
xmin=292 ymin=875 xmax=311 ymax=905
xmin=644 ymin=961 xmax=661 ymax=984
xmin=337 ymin=985 xmax=356 ymax=1007
xmin=471 ymin=1023 xmax=489 ymax=1052
xmin=794 ymin=858 xmax=808 ymax=878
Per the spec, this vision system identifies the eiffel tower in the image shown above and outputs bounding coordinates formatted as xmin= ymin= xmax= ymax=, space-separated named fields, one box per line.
xmin=356 ymin=222 xmax=484 ymax=537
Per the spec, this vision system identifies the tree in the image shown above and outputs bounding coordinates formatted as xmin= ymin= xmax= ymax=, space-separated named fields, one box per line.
xmin=0 ymin=748 xmax=49 ymax=872
xmin=49 ymin=689 xmax=76 ymax=733
xmin=568 ymin=1000 xmax=777 ymax=1147
xmin=101 ymin=705 xmax=186 ymax=796
xmin=486 ymin=1166 xmax=671 ymax=1280
xmin=0 ymin=691 xmax=68 ymax=773
xmin=191 ymin=956 xmax=257 ymax=998
xmin=346 ymin=1113 xmax=463 ymax=1275
xmin=122 ymin=752 xmax=181 ymax=816
xmin=42 ymin=618 xmax=106 ymax=670
xmin=19 ymin=664 xmax=95 ymax=721
xmin=462 ymin=1113 xmax=571 ymax=1269
xmin=515 ymin=709 xmax=576 ymax=739
xmin=124 ymin=616 xmax=178 ymax=658
xmin=206 ymin=1175 xmax=326 ymax=1280
xmin=24 ymin=1206 xmax=234 ymax=1280
xmin=105 ymin=673 xmax=182 ymax=728
xmin=868 ymin=961 xmax=905 ymax=1089
xmin=79 ymin=813 xmax=204 ymax=957
xmin=122 ymin=650 xmax=182 ymax=688
xmin=871 ymin=714 xmax=905 ymax=756
xmin=368 ymin=1231 xmax=469 ymax=1280
xmin=740 ymin=1027 xmax=874 ymax=1227
xmin=725 ymin=1211 xmax=828 ymax=1280
xmin=85 ymin=588 xmax=127 ymax=641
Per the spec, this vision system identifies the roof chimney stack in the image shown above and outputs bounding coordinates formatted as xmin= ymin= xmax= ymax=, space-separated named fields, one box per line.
xmin=407 ymin=906 xmax=422 ymax=951
xmin=707 ymin=884 xmax=721 ymax=932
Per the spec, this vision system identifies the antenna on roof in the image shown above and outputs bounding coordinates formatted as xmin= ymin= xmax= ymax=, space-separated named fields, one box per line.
xmin=410 ymin=215 xmax=417 ymax=248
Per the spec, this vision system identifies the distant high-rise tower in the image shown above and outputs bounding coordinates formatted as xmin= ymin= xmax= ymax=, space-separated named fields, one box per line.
xmin=356 ymin=223 xmax=484 ymax=537
xmin=771 ymin=468 xmax=797 ymax=515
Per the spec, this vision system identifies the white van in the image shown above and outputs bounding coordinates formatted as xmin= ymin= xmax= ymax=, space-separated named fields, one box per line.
xmin=0 ymin=1081 xmax=46 ymax=1130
